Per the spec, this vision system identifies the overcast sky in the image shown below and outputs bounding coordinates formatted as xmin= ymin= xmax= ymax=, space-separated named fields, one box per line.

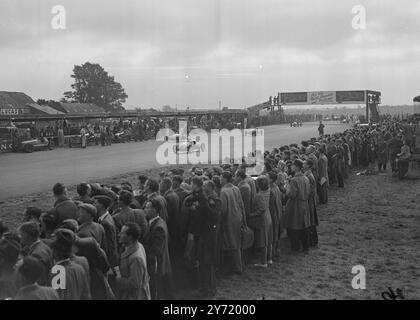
xmin=0 ymin=0 xmax=419 ymax=109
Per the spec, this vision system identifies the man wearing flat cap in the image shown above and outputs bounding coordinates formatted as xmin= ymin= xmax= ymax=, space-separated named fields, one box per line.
xmin=51 ymin=228 xmax=91 ymax=300
xmin=77 ymin=203 xmax=106 ymax=252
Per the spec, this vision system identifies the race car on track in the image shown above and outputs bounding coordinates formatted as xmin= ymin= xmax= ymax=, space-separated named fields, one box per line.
xmin=13 ymin=137 xmax=55 ymax=153
xmin=169 ymin=134 xmax=205 ymax=154
xmin=290 ymin=121 xmax=301 ymax=127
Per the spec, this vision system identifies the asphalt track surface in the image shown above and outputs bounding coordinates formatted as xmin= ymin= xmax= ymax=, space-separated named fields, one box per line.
xmin=0 ymin=121 xmax=350 ymax=201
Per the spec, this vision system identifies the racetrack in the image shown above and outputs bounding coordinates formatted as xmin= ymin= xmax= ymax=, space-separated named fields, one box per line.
xmin=0 ymin=121 xmax=350 ymax=201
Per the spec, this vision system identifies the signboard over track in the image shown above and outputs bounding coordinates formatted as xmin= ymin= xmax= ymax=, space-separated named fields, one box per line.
xmin=280 ymin=90 xmax=368 ymax=105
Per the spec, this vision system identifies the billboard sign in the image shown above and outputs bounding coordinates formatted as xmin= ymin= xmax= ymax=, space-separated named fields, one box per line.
xmin=280 ymin=90 xmax=369 ymax=105
xmin=0 ymin=108 xmax=24 ymax=115
xmin=308 ymin=91 xmax=336 ymax=104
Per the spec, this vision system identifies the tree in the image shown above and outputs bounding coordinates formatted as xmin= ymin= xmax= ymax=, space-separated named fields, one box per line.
xmin=64 ymin=62 xmax=128 ymax=112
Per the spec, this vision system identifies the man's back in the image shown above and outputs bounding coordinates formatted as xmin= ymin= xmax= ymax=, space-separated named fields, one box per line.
xmin=144 ymin=217 xmax=171 ymax=277
xmin=113 ymin=208 xmax=148 ymax=241
xmin=15 ymin=284 xmax=59 ymax=300
xmin=164 ymin=190 xmax=180 ymax=240
xmin=78 ymin=221 xmax=106 ymax=250
xmin=54 ymin=199 xmax=78 ymax=224
xmin=53 ymin=259 xmax=91 ymax=300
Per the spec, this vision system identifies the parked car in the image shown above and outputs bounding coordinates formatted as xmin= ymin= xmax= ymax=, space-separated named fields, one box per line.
xmin=13 ymin=137 xmax=54 ymax=153
xmin=68 ymin=131 xmax=98 ymax=148
xmin=112 ymin=129 xmax=133 ymax=143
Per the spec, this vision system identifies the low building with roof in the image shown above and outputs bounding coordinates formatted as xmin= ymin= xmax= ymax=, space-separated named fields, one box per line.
xmin=50 ymin=102 xmax=106 ymax=114
xmin=0 ymin=91 xmax=35 ymax=115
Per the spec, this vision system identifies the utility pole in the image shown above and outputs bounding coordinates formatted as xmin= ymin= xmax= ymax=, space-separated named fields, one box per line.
xmin=219 ymin=100 xmax=221 ymax=110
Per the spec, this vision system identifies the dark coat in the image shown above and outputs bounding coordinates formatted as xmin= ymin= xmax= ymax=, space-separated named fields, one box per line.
xmin=238 ymin=180 xmax=252 ymax=218
xmin=174 ymin=187 xmax=188 ymax=210
xmin=99 ymin=212 xmax=119 ymax=268
xmin=112 ymin=207 xmax=149 ymax=241
xmin=304 ymin=170 xmax=319 ymax=227
xmin=54 ymin=198 xmax=78 ymax=225
xmin=284 ymin=172 xmax=311 ymax=230
xmin=377 ymin=141 xmax=389 ymax=164
xmin=244 ymin=176 xmax=257 ymax=209
xmin=27 ymin=240 xmax=53 ymax=286
xmin=0 ymin=269 xmax=19 ymax=300
xmin=147 ymin=193 xmax=168 ymax=222
xmin=14 ymin=284 xmax=59 ymax=300
xmin=318 ymin=154 xmax=329 ymax=182
xmin=73 ymin=195 xmax=95 ymax=205
xmin=188 ymin=190 xmax=221 ymax=265
xmin=220 ymin=183 xmax=245 ymax=251
xmin=78 ymin=221 xmax=106 ymax=251
xmin=269 ymin=183 xmax=283 ymax=242
xmin=52 ymin=259 xmax=91 ymax=300
xmin=74 ymin=236 xmax=110 ymax=300
xmin=144 ymin=217 xmax=172 ymax=277
xmin=163 ymin=189 xmax=180 ymax=241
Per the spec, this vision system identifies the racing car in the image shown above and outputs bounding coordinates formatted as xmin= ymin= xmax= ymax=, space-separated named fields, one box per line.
xmin=13 ymin=137 xmax=55 ymax=153
xmin=169 ymin=134 xmax=205 ymax=154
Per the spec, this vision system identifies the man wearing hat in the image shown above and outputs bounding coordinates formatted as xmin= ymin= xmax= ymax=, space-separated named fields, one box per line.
xmin=77 ymin=203 xmax=106 ymax=252
xmin=60 ymin=220 xmax=111 ymax=300
xmin=143 ymin=199 xmax=174 ymax=300
xmin=144 ymin=178 xmax=168 ymax=222
xmin=284 ymin=159 xmax=311 ymax=253
xmin=94 ymin=196 xmax=119 ymax=269
xmin=0 ymin=233 xmax=21 ymax=299
xmin=113 ymin=190 xmax=149 ymax=241
xmin=19 ymin=221 xmax=53 ymax=286
xmin=53 ymin=183 xmax=78 ymax=225
xmin=116 ymin=223 xmax=150 ymax=300
xmin=51 ymin=229 xmax=91 ymax=300
xmin=22 ymin=207 xmax=42 ymax=225
xmin=14 ymin=256 xmax=59 ymax=300
xmin=40 ymin=209 xmax=58 ymax=246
